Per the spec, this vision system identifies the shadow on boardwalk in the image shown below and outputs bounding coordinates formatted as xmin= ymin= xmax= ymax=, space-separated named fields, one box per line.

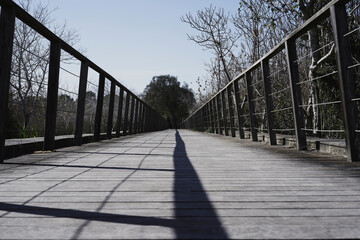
xmin=173 ymin=130 xmax=228 ymax=238
xmin=0 ymin=130 xmax=228 ymax=239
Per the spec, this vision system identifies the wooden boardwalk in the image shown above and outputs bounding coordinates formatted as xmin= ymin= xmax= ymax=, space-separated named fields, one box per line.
xmin=1 ymin=129 xmax=360 ymax=239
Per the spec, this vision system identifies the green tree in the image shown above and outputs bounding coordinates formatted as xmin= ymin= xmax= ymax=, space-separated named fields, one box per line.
xmin=142 ymin=75 xmax=195 ymax=129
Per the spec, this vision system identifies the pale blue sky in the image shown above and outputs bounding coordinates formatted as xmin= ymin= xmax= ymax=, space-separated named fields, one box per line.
xmin=38 ymin=0 xmax=240 ymax=95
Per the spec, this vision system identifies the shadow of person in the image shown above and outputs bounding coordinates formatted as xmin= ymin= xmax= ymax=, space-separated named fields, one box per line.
xmin=173 ymin=130 xmax=228 ymax=239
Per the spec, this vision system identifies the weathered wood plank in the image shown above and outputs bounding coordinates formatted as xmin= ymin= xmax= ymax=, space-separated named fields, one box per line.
xmin=1 ymin=129 xmax=360 ymax=239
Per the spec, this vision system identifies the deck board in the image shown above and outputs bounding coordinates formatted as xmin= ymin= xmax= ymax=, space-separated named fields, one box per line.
xmin=1 ymin=129 xmax=360 ymax=239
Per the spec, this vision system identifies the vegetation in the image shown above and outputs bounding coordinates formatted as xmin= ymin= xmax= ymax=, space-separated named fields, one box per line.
xmin=7 ymin=0 xmax=81 ymax=138
xmin=142 ymin=75 xmax=196 ymax=129
xmin=182 ymin=0 xmax=360 ymax=139
xmin=5 ymin=0 xmax=360 ymax=140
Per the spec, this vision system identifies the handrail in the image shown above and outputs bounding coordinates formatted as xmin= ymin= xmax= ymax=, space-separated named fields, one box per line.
xmin=8 ymin=0 xmax=145 ymax=103
xmin=185 ymin=0 xmax=345 ymax=120
xmin=182 ymin=0 xmax=360 ymax=162
xmin=0 ymin=0 xmax=168 ymax=162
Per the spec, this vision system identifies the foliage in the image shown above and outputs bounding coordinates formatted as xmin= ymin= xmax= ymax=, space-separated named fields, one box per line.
xmin=183 ymin=0 xmax=360 ymax=139
xmin=7 ymin=0 xmax=81 ymax=138
xmin=142 ymin=75 xmax=196 ymax=128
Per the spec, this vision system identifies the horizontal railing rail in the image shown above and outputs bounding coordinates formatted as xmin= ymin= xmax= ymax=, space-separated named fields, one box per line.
xmin=182 ymin=0 xmax=360 ymax=162
xmin=0 ymin=0 xmax=168 ymax=162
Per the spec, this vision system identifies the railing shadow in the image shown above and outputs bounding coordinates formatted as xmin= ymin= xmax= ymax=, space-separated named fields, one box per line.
xmin=0 ymin=130 xmax=228 ymax=239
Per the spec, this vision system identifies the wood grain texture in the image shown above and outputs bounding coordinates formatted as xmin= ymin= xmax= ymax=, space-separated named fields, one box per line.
xmin=0 ymin=129 xmax=360 ymax=239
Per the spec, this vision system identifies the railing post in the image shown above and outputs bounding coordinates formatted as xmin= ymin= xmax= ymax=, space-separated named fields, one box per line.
xmin=209 ymin=100 xmax=215 ymax=133
xmin=43 ymin=41 xmax=61 ymax=151
xmin=129 ymin=95 xmax=135 ymax=135
xmin=194 ymin=113 xmax=197 ymax=130
xmin=122 ymin=92 xmax=130 ymax=136
xmin=221 ymin=90 xmax=229 ymax=136
xmin=146 ymin=108 xmax=150 ymax=132
xmin=149 ymin=108 xmax=153 ymax=132
xmin=0 ymin=3 xmax=15 ymax=162
xmin=205 ymin=104 xmax=209 ymax=132
xmin=194 ymin=112 xmax=197 ymax=131
xmin=245 ymin=72 xmax=258 ymax=141
xmin=147 ymin=107 xmax=152 ymax=132
xmin=137 ymin=102 xmax=143 ymax=133
xmin=194 ymin=112 xmax=197 ymax=130
xmin=227 ymin=86 xmax=236 ymax=137
xmin=331 ymin=3 xmax=360 ymax=162
xmin=216 ymin=94 xmax=223 ymax=135
xmin=200 ymin=110 xmax=202 ymax=131
xmin=93 ymin=74 xmax=105 ymax=142
xmin=207 ymin=103 xmax=211 ymax=132
xmin=140 ymin=104 xmax=146 ymax=133
xmin=198 ymin=111 xmax=200 ymax=131
xmin=145 ymin=107 xmax=150 ymax=132
xmin=197 ymin=110 xmax=201 ymax=131
xmin=74 ymin=61 xmax=88 ymax=145
xmin=142 ymin=106 xmax=147 ymax=132
xmin=115 ymin=88 xmax=124 ymax=137
xmin=107 ymin=81 xmax=116 ymax=139
xmin=233 ymin=80 xmax=245 ymax=139
xmin=134 ymin=98 xmax=139 ymax=134
xmin=212 ymin=99 xmax=219 ymax=134
xmin=156 ymin=114 xmax=159 ymax=131
xmin=261 ymin=59 xmax=277 ymax=145
xmin=205 ymin=105 xmax=208 ymax=131
xmin=204 ymin=106 xmax=209 ymax=132
xmin=149 ymin=109 xmax=154 ymax=132
xmin=285 ymin=39 xmax=307 ymax=150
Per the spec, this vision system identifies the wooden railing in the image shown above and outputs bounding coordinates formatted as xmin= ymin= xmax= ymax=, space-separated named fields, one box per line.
xmin=182 ymin=0 xmax=360 ymax=162
xmin=0 ymin=0 xmax=168 ymax=162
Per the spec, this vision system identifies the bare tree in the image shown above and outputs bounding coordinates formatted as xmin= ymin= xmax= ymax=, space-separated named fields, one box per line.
xmin=10 ymin=0 xmax=81 ymax=134
xmin=232 ymin=0 xmax=297 ymax=64
xmin=233 ymin=0 xmax=335 ymax=136
xmin=181 ymin=5 xmax=239 ymax=87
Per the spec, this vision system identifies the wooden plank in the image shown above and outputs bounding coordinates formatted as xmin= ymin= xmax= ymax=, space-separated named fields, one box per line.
xmin=245 ymin=72 xmax=258 ymax=141
xmin=106 ymin=81 xmax=116 ymax=139
xmin=203 ymin=106 xmax=208 ymax=132
xmin=140 ymin=104 xmax=146 ymax=133
xmin=330 ymin=3 xmax=360 ymax=162
xmin=221 ymin=91 xmax=229 ymax=136
xmin=0 ymin=4 xmax=15 ymax=163
xmin=183 ymin=0 xmax=345 ymax=123
xmin=93 ymin=74 xmax=105 ymax=142
xmin=216 ymin=95 xmax=223 ymax=135
xmin=129 ymin=95 xmax=135 ymax=135
xmin=212 ymin=99 xmax=219 ymax=134
xmin=285 ymin=40 xmax=307 ymax=150
xmin=261 ymin=59 xmax=277 ymax=145
xmin=149 ymin=109 xmax=154 ymax=132
xmin=122 ymin=92 xmax=130 ymax=136
xmin=144 ymin=107 xmax=149 ymax=133
xmin=2 ymin=129 xmax=360 ymax=239
xmin=134 ymin=98 xmax=139 ymax=134
xmin=227 ymin=86 xmax=236 ymax=137
xmin=209 ymin=100 xmax=215 ymax=133
xmin=137 ymin=103 xmax=143 ymax=133
xmin=74 ymin=61 xmax=88 ymax=146
xmin=233 ymin=80 xmax=245 ymax=139
xmin=115 ymin=88 xmax=124 ymax=137
xmin=43 ymin=41 xmax=61 ymax=151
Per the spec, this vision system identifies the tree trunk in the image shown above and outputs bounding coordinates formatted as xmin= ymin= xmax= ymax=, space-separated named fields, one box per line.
xmin=308 ymin=28 xmax=321 ymax=137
